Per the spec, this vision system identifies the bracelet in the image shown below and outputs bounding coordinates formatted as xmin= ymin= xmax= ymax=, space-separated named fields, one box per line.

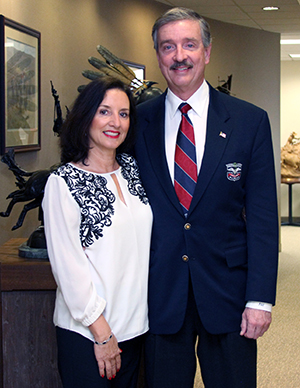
xmin=94 ymin=333 xmax=113 ymax=346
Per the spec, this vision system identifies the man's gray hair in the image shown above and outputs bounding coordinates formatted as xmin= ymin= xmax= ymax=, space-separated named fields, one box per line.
xmin=152 ymin=7 xmax=212 ymax=51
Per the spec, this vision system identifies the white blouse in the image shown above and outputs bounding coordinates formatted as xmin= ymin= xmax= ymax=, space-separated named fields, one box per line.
xmin=42 ymin=154 xmax=153 ymax=343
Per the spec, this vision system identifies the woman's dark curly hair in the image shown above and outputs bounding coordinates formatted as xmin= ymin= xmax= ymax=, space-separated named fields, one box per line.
xmin=60 ymin=77 xmax=136 ymax=164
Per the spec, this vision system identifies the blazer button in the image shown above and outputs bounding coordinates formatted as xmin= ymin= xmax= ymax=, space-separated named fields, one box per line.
xmin=182 ymin=255 xmax=189 ymax=262
xmin=184 ymin=223 xmax=191 ymax=230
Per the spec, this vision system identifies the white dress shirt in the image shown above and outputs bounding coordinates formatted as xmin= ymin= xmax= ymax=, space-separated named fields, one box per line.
xmin=164 ymin=80 xmax=271 ymax=313
xmin=165 ymin=80 xmax=209 ymax=182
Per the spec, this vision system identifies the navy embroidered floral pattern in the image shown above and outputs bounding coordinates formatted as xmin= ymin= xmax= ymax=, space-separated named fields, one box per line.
xmin=54 ymin=154 xmax=148 ymax=247
xmin=117 ymin=154 xmax=149 ymax=205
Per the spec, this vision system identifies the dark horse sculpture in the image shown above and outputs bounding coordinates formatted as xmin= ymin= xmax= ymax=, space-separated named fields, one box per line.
xmin=0 ymin=149 xmax=58 ymax=231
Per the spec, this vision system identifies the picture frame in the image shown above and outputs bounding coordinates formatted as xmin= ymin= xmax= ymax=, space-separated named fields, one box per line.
xmin=0 ymin=15 xmax=41 ymax=154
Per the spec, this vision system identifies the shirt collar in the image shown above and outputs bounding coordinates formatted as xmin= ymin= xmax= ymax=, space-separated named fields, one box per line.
xmin=166 ymin=80 xmax=209 ymax=118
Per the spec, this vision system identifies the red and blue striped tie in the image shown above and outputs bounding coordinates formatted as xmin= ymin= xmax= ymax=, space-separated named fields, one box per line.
xmin=174 ymin=103 xmax=197 ymax=215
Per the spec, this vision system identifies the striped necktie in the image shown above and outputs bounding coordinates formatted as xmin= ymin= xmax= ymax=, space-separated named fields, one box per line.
xmin=174 ymin=103 xmax=197 ymax=215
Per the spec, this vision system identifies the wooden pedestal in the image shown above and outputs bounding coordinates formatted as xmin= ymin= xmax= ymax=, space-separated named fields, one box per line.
xmin=0 ymin=239 xmax=62 ymax=388
xmin=281 ymin=176 xmax=300 ymax=226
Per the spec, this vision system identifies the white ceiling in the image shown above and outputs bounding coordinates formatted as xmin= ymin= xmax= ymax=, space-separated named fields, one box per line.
xmin=154 ymin=0 xmax=300 ymax=60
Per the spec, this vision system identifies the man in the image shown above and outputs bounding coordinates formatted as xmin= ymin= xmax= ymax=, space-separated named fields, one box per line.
xmin=135 ymin=7 xmax=278 ymax=388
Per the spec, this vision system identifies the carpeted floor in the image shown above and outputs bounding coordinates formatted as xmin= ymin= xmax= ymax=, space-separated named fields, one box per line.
xmin=194 ymin=225 xmax=300 ymax=387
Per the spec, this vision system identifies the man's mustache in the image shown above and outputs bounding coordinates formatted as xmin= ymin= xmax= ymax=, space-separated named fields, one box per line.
xmin=170 ymin=61 xmax=193 ymax=70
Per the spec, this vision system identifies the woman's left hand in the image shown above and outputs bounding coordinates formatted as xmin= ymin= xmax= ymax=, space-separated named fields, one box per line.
xmin=89 ymin=314 xmax=122 ymax=379
xmin=93 ymin=333 xmax=122 ymax=379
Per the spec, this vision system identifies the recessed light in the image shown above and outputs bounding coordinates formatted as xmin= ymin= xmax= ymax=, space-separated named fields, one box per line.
xmin=289 ymin=54 xmax=300 ymax=59
xmin=281 ymin=39 xmax=300 ymax=45
xmin=262 ymin=6 xmax=279 ymax=11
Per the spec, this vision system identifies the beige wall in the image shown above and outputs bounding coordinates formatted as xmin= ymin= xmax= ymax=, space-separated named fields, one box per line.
xmin=281 ymin=60 xmax=300 ymax=217
xmin=0 ymin=0 xmax=280 ymax=245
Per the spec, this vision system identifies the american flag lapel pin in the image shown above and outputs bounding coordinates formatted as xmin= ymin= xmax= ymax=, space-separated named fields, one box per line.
xmin=219 ymin=131 xmax=226 ymax=138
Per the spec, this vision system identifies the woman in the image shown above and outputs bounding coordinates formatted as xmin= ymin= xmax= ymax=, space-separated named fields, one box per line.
xmin=42 ymin=77 xmax=152 ymax=387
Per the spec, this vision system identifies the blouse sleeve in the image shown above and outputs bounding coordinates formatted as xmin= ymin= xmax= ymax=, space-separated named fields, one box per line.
xmin=42 ymin=174 xmax=106 ymax=326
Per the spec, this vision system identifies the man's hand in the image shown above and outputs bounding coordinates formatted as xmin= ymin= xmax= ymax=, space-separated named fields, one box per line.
xmin=240 ymin=307 xmax=272 ymax=339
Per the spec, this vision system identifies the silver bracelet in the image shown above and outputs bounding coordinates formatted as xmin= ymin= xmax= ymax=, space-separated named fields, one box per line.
xmin=94 ymin=333 xmax=113 ymax=346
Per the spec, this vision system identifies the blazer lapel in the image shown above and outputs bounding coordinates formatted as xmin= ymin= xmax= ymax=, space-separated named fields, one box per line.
xmin=189 ymin=86 xmax=232 ymax=215
xmin=142 ymin=93 xmax=183 ymax=214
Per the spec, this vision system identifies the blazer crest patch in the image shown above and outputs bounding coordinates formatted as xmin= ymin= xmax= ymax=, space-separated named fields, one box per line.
xmin=226 ymin=162 xmax=242 ymax=181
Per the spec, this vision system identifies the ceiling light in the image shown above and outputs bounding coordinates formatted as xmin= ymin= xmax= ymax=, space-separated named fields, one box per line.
xmin=289 ymin=54 xmax=300 ymax=59
xmin=281 ymin=39 xmax=300 ymax=45
xmin=262 ymin=6 xmax=279 ymax=11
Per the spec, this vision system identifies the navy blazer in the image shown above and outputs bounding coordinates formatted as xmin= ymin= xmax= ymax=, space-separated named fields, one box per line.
xmin=135 ymin=84 xmax=279 ymax=335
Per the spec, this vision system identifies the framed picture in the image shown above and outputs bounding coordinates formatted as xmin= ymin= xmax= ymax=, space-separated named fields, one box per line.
xmin=0 ymin=15 xmax=41 ymax=154
xmin=123 ymin=60 xmax=145 ymax=83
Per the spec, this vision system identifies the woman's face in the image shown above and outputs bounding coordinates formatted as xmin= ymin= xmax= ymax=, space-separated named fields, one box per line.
xmin=88 ymin=88 xmax=130 ymax=154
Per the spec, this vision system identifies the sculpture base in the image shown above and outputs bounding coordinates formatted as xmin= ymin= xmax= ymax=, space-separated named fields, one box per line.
xmin=18 ymin=226 xmax=48 ymax=260
xmin=18 ymin=243 xmax=48 ymax=260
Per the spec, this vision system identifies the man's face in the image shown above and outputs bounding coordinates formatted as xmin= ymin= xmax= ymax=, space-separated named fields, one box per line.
xmin=156 ymin=19 xmax=211 ymax=100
